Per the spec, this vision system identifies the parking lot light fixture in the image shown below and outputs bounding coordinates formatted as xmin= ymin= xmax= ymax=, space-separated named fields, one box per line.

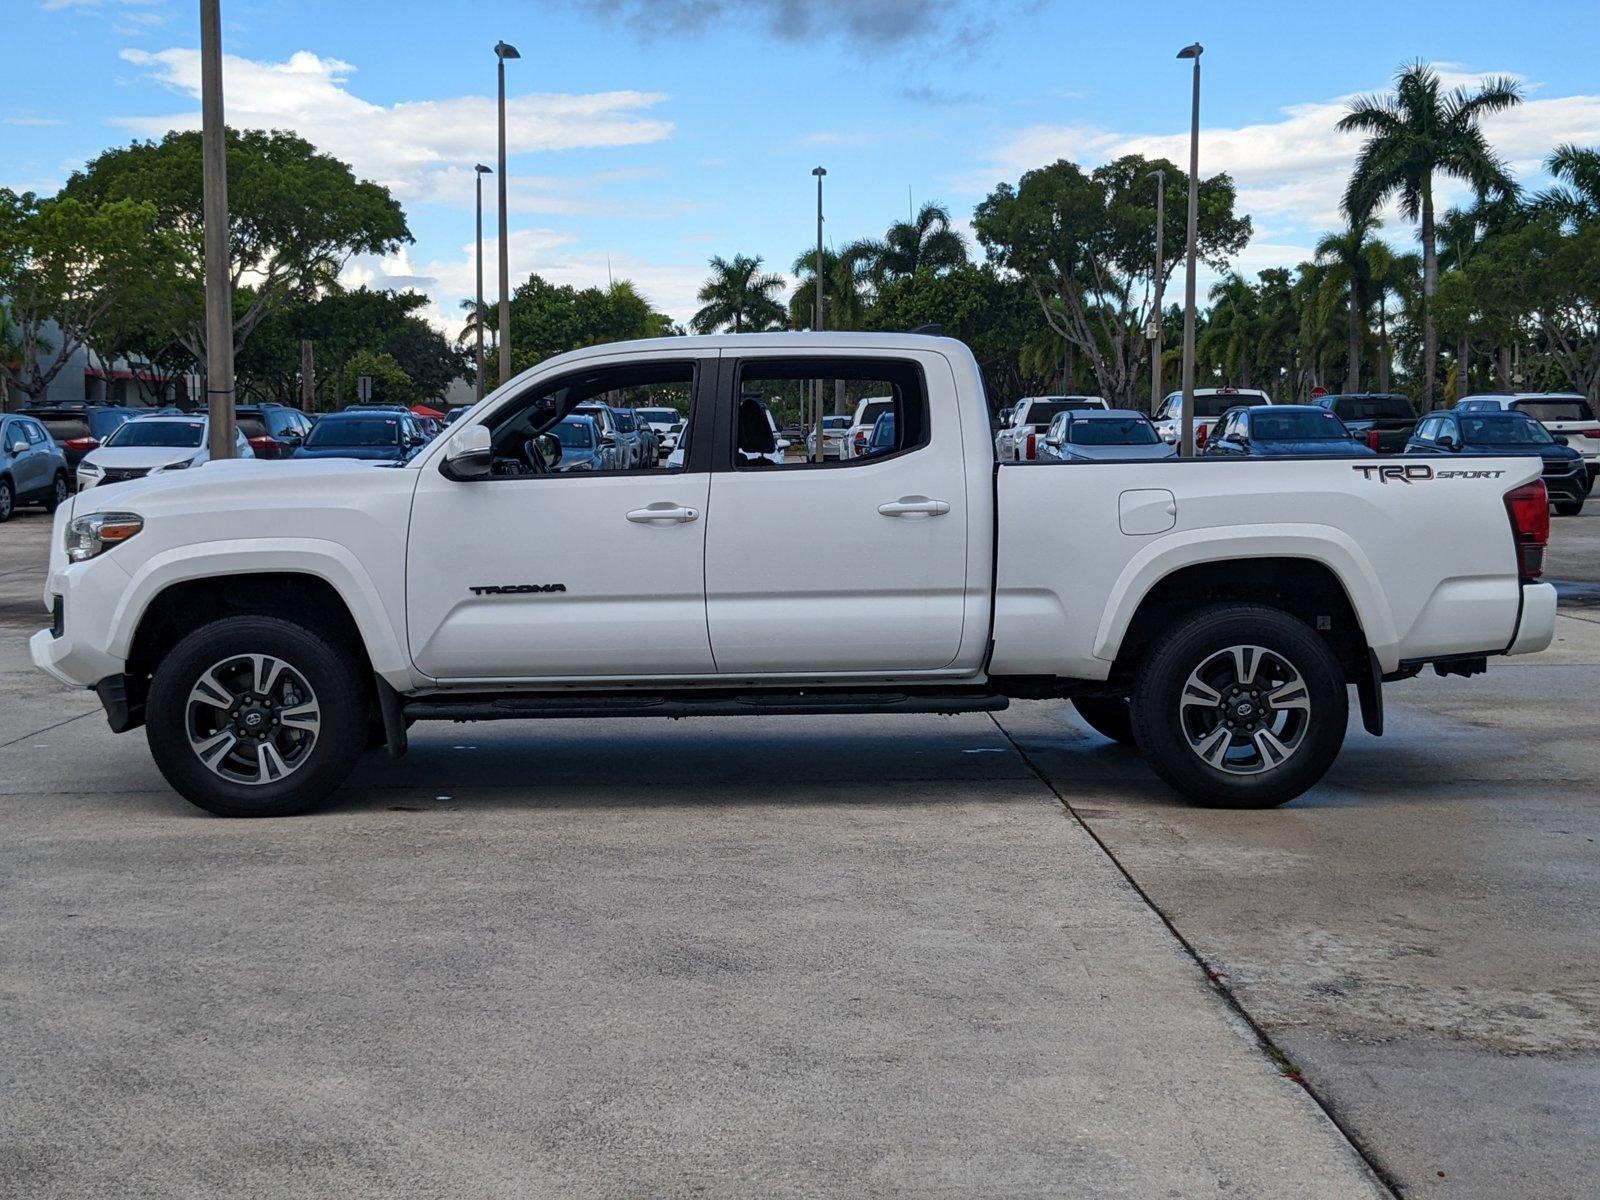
xmin=812 ymin=165 xmax=826 ymax=462
xmin=1147 ymin=168 xmax=1166 ymax=417
xmin=495 ymin=41 xmax=520 ymax=388
xmin=1177 ymin=42 xmax=1202 ymax=457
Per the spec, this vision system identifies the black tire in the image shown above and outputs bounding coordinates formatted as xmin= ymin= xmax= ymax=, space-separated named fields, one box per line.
xmin=0 ymin=477 xmax=13 ymax=523
xmin=1130 ymin=603 xmax=1347 ymax=808
xmin=43 ymin=472 xmax=69 ymax=513
xmin=1553 ymin=497 xmax=1584 ymax=517
xmin=1072 ymin=696 xmax=1136 ymax=746
xmin=145 ymin=615 xmax=369 ymax=817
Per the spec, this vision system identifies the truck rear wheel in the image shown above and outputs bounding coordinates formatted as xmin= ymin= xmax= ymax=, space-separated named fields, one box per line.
xmin=145 ymin=615 xmax=368 ymax=817
xmin=1130 ymin=603 xmax=1347 ymax=808
xmin=1071 ymin=697 xmax=1135 ymax=746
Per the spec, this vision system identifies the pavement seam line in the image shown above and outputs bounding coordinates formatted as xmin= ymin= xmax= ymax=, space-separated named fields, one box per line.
xmin=985 ymin=710 xmax=1406 ymax=1200
xmin=0 ymin=709 xmax=98 ymax=752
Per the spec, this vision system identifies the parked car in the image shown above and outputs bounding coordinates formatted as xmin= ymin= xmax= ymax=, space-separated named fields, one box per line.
xmin=840 ymin=395 xmax=898 ymax=460
xmin=0 ymin=412 xmax=71 ymax=521
xmin=23 ymin=404 xmax=139 ymax=471
xmin=1153 ymin=388 xmax=1274 ymax=450
xmin=636 ymin=406 xmax=684 ymax=460
xmin=865 ymin=411 xmax=896 ymax=456
xmin=995 ymin=396 xmax=1111 ymax=461
xmin=572 ymin=403 xmax=642 ymax=468
xmin=1205 ymin=405 xmax=1377 ymax=459
xmin=77 ymin=415 xmax=254 ymax=489
xmin=1406 ymin=409 xmax=1587 ymax=515
xmin=1038 ymin=409 xmax=1176 ymax=462
xmin=342 ymin=403 xmax=412 ymax=413
xmin=292 ymin=411 xmax=428 ymax=462
xmin=442 ymin=407 xmax=470 ymax=428
xmin=1311 ymin=393 xmax=1418 ymax=453
xmin=805 ymin=413 xmax=853 ymax=459
xmin=622 ymin=409 xmax=659 ymax=463
xmin=235 ymin=403 xmax=314 ymax=460
xmin=33 ymin=331 xmax=1557 ymax=819
xmin=547 ymin=415 xmax=614 ymax=472
xmin=1456 ymin=394 xmax=1600 ymax=490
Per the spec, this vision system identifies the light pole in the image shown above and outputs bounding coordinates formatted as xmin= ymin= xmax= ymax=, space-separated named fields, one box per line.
xmin=200 ymin=0 xmax=235 ymax=459
xmin=474 ymin=163 xmax=491 ymax=400
xmin=811 ymin=165 xmax=826 ymax=462
xmin=1147 ymin=168 xmax=1166 ymax=417
xmin=1177 ymin=42 xmax=1203 ymax=457
xmin=495 ymin=40 xmax=520 ymax=388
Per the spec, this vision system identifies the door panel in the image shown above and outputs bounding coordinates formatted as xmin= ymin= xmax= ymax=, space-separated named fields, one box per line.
xmin=407 ymin=472 xmax=713 ymax=679
xmin=703 ymin=351 xmax=969 ymax=675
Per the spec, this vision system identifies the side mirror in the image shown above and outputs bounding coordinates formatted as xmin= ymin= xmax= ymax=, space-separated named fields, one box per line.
xmin=1437 ymin=434 xmax=1459 ymax=452
xmin=535 ymin=432 xmax=563 ymax=468
xmin=442 ymin=424 xmax=493 ymax=480
xmin=1044 ymin=434 xmax=1062 ymax=448
xmin=9 ymin=440 xmax=27 ymax=456
xmin=1555 ymin=434 xmax=1570 ymax=445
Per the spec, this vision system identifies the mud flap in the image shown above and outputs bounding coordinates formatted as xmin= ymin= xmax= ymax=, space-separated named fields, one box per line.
xmin=375 ymin=675 xmax=409 ymax=757
xmin=1356 ymin=649 xmax=1383 ymax=737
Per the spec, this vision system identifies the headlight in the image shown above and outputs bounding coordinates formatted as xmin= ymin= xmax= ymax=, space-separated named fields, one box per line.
xmin=78 ymin=462 xmax=104 ymax=477
xmin=66 ymin=512 xmax=143 ymax=563
xmin=155 ymin=458 xmax=194 ymax=472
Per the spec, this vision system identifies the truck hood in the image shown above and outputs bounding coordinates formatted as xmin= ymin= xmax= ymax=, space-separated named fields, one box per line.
xmin=292 ymin=445 xmax=410 ymax=461
xmin=70 ymin=455 xmax=401 ymax=508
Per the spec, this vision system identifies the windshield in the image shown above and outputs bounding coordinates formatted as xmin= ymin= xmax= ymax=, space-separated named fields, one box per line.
xmin=1251 ymin=410 xmax=1349 ymax=441
xmin=1461 ymin=415 xmax=1554 ymax=446
xmin=613 ymin=410 xmax=637 ymax=432
xmin=553 ymin=420 xmax=594 ymax=448
xmin=1069 ymin=417 xmax=1159 ymax=446
xmin=1515 ymin=399 xmax=1594 ymax=423
xmin=305 ymin=416 xmax=402 ymax=447
xmin=1335 ymin=395 xmax=1413 ymax=420
xmin=105 ymin=420 xmax=205 ymax=448
xmin=636 ymin=408 xmax=679 ymax=425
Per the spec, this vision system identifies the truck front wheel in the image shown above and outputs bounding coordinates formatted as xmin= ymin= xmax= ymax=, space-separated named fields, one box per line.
xmin=145 ymin=615 xmax=369 ymax=817
xmin=1130 ymin=603 xmax=1347 ymax=808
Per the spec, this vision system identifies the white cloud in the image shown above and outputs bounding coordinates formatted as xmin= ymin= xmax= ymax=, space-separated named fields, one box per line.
xmin=4 ymin=115 xmax=66 ymax=127
xmin=116 ymin=48 xmax=674 ymax=209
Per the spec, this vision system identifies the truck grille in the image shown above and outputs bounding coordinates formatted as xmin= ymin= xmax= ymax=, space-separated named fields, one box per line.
xmin=1542 ymin=460 xmax=1581 ymax=479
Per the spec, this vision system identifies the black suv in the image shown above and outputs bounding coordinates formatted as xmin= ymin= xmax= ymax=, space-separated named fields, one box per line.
xmin=236 ymin=403 xmax=315 ymax=459
xmin=1312 ymin=392 xmax=1418 ymax=453
xmin=1406 ymin=409 xmax=1587 ymax=515
xmin=22 ymin=404 xmax=139 ymax=469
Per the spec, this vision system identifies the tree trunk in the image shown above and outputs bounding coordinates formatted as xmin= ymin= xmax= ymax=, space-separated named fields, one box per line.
xmin=1496 ymin=345 xmax=1511 ymax=390
xmin=1346 ymin=279 xmax=1361 ymax=393
xmin=1457 ymin=330 xmax=1470 ymax=400
xmin=1421 ymin=179 xmax=1438 ymax=410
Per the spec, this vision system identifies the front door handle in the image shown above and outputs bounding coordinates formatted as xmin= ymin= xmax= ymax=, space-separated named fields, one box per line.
xmin=626 ymin=503 xmax=699 ymax=524
xmin=878 ymin=496 xmax=950 ymax=518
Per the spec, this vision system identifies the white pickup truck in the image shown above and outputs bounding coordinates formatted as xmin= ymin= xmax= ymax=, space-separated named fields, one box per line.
xmin=31 ymin=333 xmax=1557 ymax=818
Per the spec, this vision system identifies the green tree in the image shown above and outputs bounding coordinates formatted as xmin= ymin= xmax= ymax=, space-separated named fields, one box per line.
xmin=491 ymin=275 xmax=674 ymax=384
xmin=1339 ymin=62 xmax=1522 ymax=409
xmin=341 ymin=349 xmax=416 ymax=407
xmin=64 ymin=128 xmax=411 ymax=367
xmin=788 ymin=243 xmax=873 ymax=330
xmin=1198 ymin=274 xmax=1263 ymax=388
xmin=1364 ymin=241 xmax=1421 ymax=394
xmin=1314 ymin=214 xmax=1382 ymax=392
xmin=1541 ymin=144 xmax=1600 ymax=226
xmin=0 ymin=189 xmax=177 ymax=403
xmin=691 ymin=254 xmax=787 ymax=333
xmin=974 ymin=154 xmax=1251 ymax=405
xmin=856 ymin=202 xmax=968 ymax=284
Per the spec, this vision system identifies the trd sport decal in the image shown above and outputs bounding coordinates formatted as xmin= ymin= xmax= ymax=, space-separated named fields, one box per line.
xmin=469 ymin=584 xmax=568 ymax=595
xmin=1351 ymin=465 xmax=1508 ymax=483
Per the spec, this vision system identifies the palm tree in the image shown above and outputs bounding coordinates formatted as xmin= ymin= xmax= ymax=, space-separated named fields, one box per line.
xmin=1542 ymin=143 xmax=1600 ymax=225
xmin=858 ymin=202 xmax=968 ymax=284
xmin=1363 ymin=242 xmax=1420 ymax=394
xmin=691 ymin=254 xmax=787 ymax=334
xmin=1198 ymin=274 xmax=1261 ymax=388
xmin=1339 ymin=61 xmax=1522 ymax=409
xmin=1314 ymin=214 xmax=1381 ymax=392
xmin=787 ymin=242 xmax=873 ymax=331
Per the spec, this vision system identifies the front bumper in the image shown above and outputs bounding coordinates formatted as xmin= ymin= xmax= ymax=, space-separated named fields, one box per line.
xmin=28 ymin=555 xmax=134 ymax=688
xmin=1544 ymin=469 xmax=1587 ymax=502
xmin=1507 ymin=583 xmax=1557 ymax=656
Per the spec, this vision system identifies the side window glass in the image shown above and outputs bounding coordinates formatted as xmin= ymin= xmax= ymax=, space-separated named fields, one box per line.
xmin=730 ymin=359 xmax=929 ymax=470
xmin=24 ymin=421 xmax=47 ymax=445
xmin=484 ymin=361 xmax=695 ymax=477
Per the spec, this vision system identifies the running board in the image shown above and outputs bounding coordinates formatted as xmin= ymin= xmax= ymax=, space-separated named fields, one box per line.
xmin=402 ymin=688 xmax=1009 ymax=723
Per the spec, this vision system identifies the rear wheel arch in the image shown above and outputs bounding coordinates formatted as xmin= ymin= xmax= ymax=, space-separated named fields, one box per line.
xmin=1109 ymin=557 xmax=1371 ymax=687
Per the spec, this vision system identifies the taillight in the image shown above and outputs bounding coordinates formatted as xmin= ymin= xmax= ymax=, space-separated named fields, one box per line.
xmin=65 ymin=436 xmax=99 ymax=452
xmin=1367 ymin=429 xmax=1381 ymax=452
xmin=249 ymin=435 xmax=281 ymax=456
xmin=1504 ymin=480 xmax=1550 ymax=581
xmin=1582 ymin=430 xmax=1600 ymax=439
xmin=1025 ymin=432 xmax=1037 ymax=459
xmin=1195 ymin=423 xmax=1209 ymax=449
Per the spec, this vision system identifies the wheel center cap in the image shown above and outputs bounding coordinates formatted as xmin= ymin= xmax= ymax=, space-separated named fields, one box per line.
xmin=243 ymin=710 xmax=265 ymax=729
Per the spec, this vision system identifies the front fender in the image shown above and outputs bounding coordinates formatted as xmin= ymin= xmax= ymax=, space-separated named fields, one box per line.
xmin=1092 ymin=523 xmax=1400 ymax=670
xmin=110 ymin=538 xmax=423 ymax=691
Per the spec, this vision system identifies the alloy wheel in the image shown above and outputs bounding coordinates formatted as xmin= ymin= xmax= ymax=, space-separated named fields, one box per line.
xmin=184 ymin=653 xmax=321 ymax=785
xmin=1177 ymin=644 xmax=1311 ymax=775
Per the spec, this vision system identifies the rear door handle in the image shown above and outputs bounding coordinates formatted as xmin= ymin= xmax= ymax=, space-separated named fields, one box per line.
xmin=626 ymin=503 xmax=699 ymax=524
xmin=878 ymin=496 xmax=950 ymax=517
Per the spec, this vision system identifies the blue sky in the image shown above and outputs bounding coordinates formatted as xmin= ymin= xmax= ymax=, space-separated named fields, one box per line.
xmin=6 ymin=0 xmax=1600 ymax=330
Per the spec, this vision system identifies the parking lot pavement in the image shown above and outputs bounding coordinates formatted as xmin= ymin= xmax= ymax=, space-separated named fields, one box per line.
xmin=0 ymin=514 xmax=1389 ymax=1197
xmin=996 ymin=613 xmax=1600 ymax=1200
xmin=1545 ymin=501 xmax=1600 ymax=593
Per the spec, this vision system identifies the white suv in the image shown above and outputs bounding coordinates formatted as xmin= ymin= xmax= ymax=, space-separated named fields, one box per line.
xmin=1457 ymin=394 xmax=1599 ymax=490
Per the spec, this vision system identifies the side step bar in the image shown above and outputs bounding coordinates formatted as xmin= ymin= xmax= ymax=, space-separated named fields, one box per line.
xmin=403 ymin=688 xmax=1009 ymax=723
